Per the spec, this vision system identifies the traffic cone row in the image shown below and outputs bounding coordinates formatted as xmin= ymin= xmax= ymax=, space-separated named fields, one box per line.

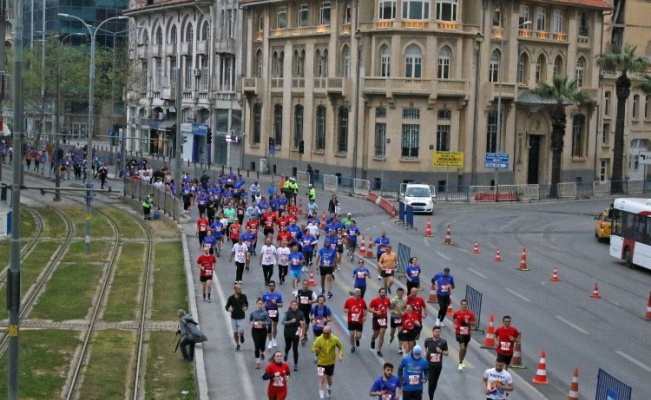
xmin=590 ymin=283 xmax=601 ymax=298
xmin=308 ymin=271 xmax=317 ymax=287
xmin=358 ymin=236 xmax=366 ymax=256
xmin=481 ymin=314 xmax=495 ymax=348
xmin=550 ymin=267 xmax=560 ymax=282
xmin=567 ymin=368 xmax=579 ymax=400
xmin=493 ymin=248 xmax=502 ymax=262
xmin=444 ymin=224 xmax=453 ymax=245
xmin=472 ymin=241 xmax=480 ymax=254
xmin=645 ymin=292 xmax=651 ymax=320
xmin=298 ymin=198 xmax=303 ymax=216
xmin=426 ymin=284 xmax=438 ymax=303
xmin=319 ymin=211 xmax=326 ymax=229
xmin=366 ymin=240 xmax=374 ymax=258
xmin=532 ymin=350 xmax=549 ymax=385
xmin=510 ymin=342 xmax=525 ymax=368
xmin=518 ymin=246 xmax=530 ymax=271
xmin=424 ymin=217 xmax=433 ymax=237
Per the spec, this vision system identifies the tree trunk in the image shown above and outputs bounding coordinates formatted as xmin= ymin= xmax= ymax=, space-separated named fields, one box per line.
xmin=549 ymin=105 xmax=566 ymax=198
xmin=612 ymin=73 xmax=630 ymax=194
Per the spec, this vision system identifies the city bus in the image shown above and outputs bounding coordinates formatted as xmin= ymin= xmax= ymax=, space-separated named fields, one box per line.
xmin=610 ymin=198 xmax=651 ymax=271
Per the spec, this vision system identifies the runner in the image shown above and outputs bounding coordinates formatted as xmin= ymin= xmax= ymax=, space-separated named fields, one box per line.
xmin=263 ymin=281 xmax=284 ymax=349
xmin=311 ymin=325 xmax=344 ymax=400
xmin=389 ymin=287 xmax=407 ymax=354
xmin=334 ymin=229 xmax=346 ymax=271
xmin=345 ymin=219 xmax=360 ymax=261
xmin=352 ymin=259 xmax=371 ymax=298
xmin=405 ymin=256 xmax=422 ymax=293
xmin=316 ymin=241 xmax=337 ymax=299
xmin=229 ymin=218 xmax=242 ymax=246
xmin=423 ymin=326 xmax=448 ymax=400
xmin=260 ymin=237 xmax=278 ymax=285
xmin=398 ymin=304 xmax=420 ymax=355
xmin=453 ymin=299 xmax=476 ymax=370
xmin=229 ymin=236 xmax=248 ymax=284
xmin=250 ymin=298 xmax=272 ymax=369
xmin=482 ymin=356 xmax=514 ymax=400
xmin=295 ymin=279 xmax=317 ymax=345
xmin=287 ymin=243 xmax=305 ymax=291
xmin=301 ymin=228 xmax=318 ymax=269
xmin=309 ymin=295 xmax=333 ymax=341
xmin=281 ymin=300 xmax=305 ymax=371
xmin=373 ymin=231 xmax=391 ymax=279
xmin=262 ymin=351 xmax=291 ymax=400
xmin=196 ymin=245 xmax=216 ymax=302
xmin=406 ymin=287 xmax=427 ymax=341
xmin=369 ymin=362 xmax=403 ymax=400
xmin=241 ymin=226 xmax=257 ymax=271
xmin=225 ymin=284 xmax=249 ymax=351
xmin=494 ymin=315 xmax=521 ymax=370
xmin=398 ymin=345 xmax=428 ymax=400
xmin=276 ymin=240 xmax=291 ymax=285
xmin=378 ymin=245 xmax=398 ymax=294
xmin=343 ymin=288 xmax=367 ymax=353
xmin=431 ymin=268 xmax=455 ymax=326
xmin=261 ymin=207 xmax=277 ymax=238
xmin=368 ymin=287 xmax=391 ymax=357
xmin=196 ymin=213 xmax=210 ymax=247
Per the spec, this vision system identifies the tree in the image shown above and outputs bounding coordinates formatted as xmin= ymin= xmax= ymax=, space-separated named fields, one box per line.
xmin=637 ymin=75 xmax=651 ymax=95
xmin=595 ymin=44 xmax=649 ymax=193
xmin=532 ymin=75 xmax=591 ymax=198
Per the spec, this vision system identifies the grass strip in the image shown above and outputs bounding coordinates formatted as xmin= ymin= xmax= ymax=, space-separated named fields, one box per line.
xmin=102 ymin=243 xmax=146 ymax=322
xmin=64 ymin=241 xmax=112 ymax=265
xmin=62 ymin=206 xmax=115 ymax=238
xmin=0 ymin=329 xmax=79 ymax=398
xmin=101 ymin=207 xmax=144 ymax=239
xmin=151 ymin=242 xmax=187 ymax=321
xmin=37 ymin=206 xmax=67 ymax=237
xmin=77 ymin=330 xmax=135 ymax=400
xmin=145 ymin=330 xmax=196 ymax=399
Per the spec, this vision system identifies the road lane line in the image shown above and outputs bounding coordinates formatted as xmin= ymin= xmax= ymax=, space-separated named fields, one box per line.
xmin=554 ymin=316 xmax=590 ymax=335
xmin=467 ymin=268 xmax=488 ymax=279
xmin=616 ymin=350 xmax=651 ymax=372
xmin=505 ymin=288 xmax=531 ymax=302
xmin=458 ymin=248 xmax=469 ymax=254
xmin=436 ymin=252 xmax=451 ymax=261
xmin=423 ymin=238 xmax=430 ymax=247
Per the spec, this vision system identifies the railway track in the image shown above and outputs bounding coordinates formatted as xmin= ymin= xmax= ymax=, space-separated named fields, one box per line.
xmin=0 ymin=207 xmax=45 ymax=289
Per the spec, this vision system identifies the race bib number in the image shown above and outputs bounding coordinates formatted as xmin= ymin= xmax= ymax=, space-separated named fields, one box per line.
xmin=315 ymin=318 xmax=324 ymax=327
xmin=299 ymin=296 xmax=309 ymax=304
xmin=296 ymin=327 xmax=303 ymax=337
xmin=440 ymin=285 xmax=448 ymax=293
xmin=268 ymin=309 xmax=278 ymax=318
xmin=292 ymin=259 xmax=300 ymax=265
xmin=317 ymin=367 xmax=325 ymax=376
xmin=322 ymin=260 xmax=330 ymax=266
xmin=254 ymin=321 xmax=263 ymax=329
xmin=351 ymin=313 xmax=360 ymax=322
xmin=500 ymin=341 xmax=511 ymax=351
xmin=393 ymin=318 xmax=401 ymax=324
xmin=200 ymin=226 xmax=206 ymax=231
xmin=430 ymin=353 xmax=441 ymax=363
xmin=356 ymin=272 xmax=366 ymax=278
xmin=408 ymin=375 xmax=420 ymax=384
xmin=382 ymin=395 xmax=392 ymax=400
xmin=377 ymin=318 xmax=387 ymax=327
xmin=205 ymin=269 xmax=213 ymax=277
xmin=459 ymin=326 xmax=469 ymax=335
xmin=273 ymin=376 xmax=284 ymax=387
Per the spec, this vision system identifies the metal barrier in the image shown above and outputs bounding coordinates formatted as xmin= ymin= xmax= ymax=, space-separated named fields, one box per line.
xmin=438 ymin=185 xmax=469 ymax=202
xmin=323 ymin=174 xmax=338 ymax=193
xmin=297 ymin=171 xmax=311 ymax=187
xmin=469 ymin=185 xmax=496 ymax=202
xmin=557 ymin=182 xmax=577 ymax=199
xmin=627 ymin=180 xmax=644 ymax=194
xmin=123 ymin=177 xmax=182 ymax=222
xmin=405 ymin=205 xmax=415 ymax=229
xmin=396 ymin=242 xmax=410 ymax=277
xmin=353 ymin=178 xmax=371 ymax=196
xmin=465 ymin=285 xmax=484 ymax=334
xmin=519 ymin=184 xmax=540 ymax=201
xmin=596 ymin=369 xmax=632 ymax=400
xmin=593 ymin=180 xmax=610 ymax=197
xmin=496 ymin=185 xmax=518 ymax=201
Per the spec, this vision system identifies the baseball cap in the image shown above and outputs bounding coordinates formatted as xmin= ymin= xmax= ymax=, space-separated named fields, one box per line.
xmin=347 ymin=212 xmax=352 ymax=216
xmin=412 ymin=345 xmax=423 ymax=355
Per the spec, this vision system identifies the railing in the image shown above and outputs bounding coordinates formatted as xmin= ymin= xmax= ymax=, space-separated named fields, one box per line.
xmin=123 ymin=177 xmax=182 ymax=222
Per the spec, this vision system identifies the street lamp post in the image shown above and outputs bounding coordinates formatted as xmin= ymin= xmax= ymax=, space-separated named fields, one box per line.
xmin=58 ymin=13 xmax=128 ymax=253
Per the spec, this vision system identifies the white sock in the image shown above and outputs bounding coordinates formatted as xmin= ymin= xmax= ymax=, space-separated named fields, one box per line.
xmin=319 ymin=389 xmax=324 ymax=398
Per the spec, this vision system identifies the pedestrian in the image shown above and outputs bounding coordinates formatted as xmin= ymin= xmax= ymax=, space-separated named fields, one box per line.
xmin=378 ymin=245 xmax=398 ymax=294
xmin=453 ymin=299 xmax=476 ymax=370
xmin=398 ymin=345 xmax=429 ymax=400
xmin=263 ymin=281 xmax=284 ymax=349
xmin=405 ymin=256 xmax=422 ymax=293
xmin=406 ymin=287 xmax=427 ymax=341
xmin=431 ymin=267 xmax=455 ymax=326
xmin=276 ymin=240 xmax=291 ymax=285
xmin=262 ymin=351 xmax=291 ymax=400
xmin=196 ymin=245 xmax=216 ymax=302
xmin=423 ymin=326 xmax=448 ymax=400
xmin=97 ymin=164 xmax=108 ymax=189
xmin=307 ymin=183 xmax=316 ymax=201
xmin=229 ymin=237 xmax=248 ymax=284
xmin=309 ymin=295 xmax=333 ymax=342
xmin=494 ymin=315 xmax=521 ymax=370
xmin=250 ymin=298 xmax=272 ymax=369
xmin=176 ymin=309 xmax=201 ymax=362
xmin=368 ymin=287 xmax=391 ymax=357
xmin=260 ymin=237 xmax=278 ymax=285
xmin=281 ymin=300 xmax=304 ymax=371
xmin=225 ymin=284 xmax=249 ymax=352
xmin=142 ymin=193 xmax=153 ymax=220
xmin=389 ymin=287 xmax=407 ymax=354
xmin=196 ymin=213 xmax=210 ymax=247
xmin=398 ymin=304 xmax=420 ymax=355
xmin=345 ymin=219 xmax=360 ymax=261
xmin=295 ymin=279 xmax=317 ymax=345
xmin=373 ymin=231 xmax=391 ymax=264
xmin=328 ymin=193 xmax=339 ymax=215
xmin=311 ymin=325 xmax=344 ymax=400
xmin=369 ymin=362 xmax=403 ymax=400
xmin=481 ymin=356 xmax=514 ymax=400
xmin=343 ymin=288 xmax=367 ymax=353
xmin=316 ymin=241 xmax=337 ymax=299
xmin=352 ymin=259 xmax=371 ymax=298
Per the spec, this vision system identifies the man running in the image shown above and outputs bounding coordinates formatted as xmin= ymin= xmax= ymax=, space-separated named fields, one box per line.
xmin=482 ymin=356 xmax=514 ymax=400
xmin=260 ymin=237 xmax=278 ymax=285
xmin=378 ymin=245 xmax=398 ymax=294
xmin=352 ymin=259 xmax=371 ymax=298
xmin=369 ymin=362 xmax=403 ymax=400
xmin=225 ymin=284 xmax=248 ymax=351
xmin=398 ymin=345 xmax=428 ymax=400
xmin=343 ymin=288 xmax=367 ymax=353
xmin=346 ymin=219 xmax=360 ymax=261
xmin=368 ymin=287 xmax=391 ymax=357
xmin=276 ymin=240 xmax=291 ymax=286
xmin=288 ymin=244 xmax=306 ymax=292
xmin=389 ymin=287 xmax=407 ymax=353
xmin=229 ymin=236 xmax=248 ymax=284
xmin=316 ymin=241 xmax=337 ymax=299
xmin=494 ymin=315 xmax=521 ymax=370
xmin=309 ymin=295 xmax=332 ymax=341
xmin=423 ymin=326 xmax=448 ymax=400
xmin=453 ymin=299 xmax=476 ymax=370
xmin=196 ymin=245 xmax=215 ymax=302
xmin=406 ymin=287 xmax=427 ymax=341
xmin=295 ymin=279 xmax=317 ymax=345
xmin=431 ymin=268 xmax=455 ymax=326
xmin=311 ymin=325 xmax=344 ymax=400
xmin=281 ymin=300 xmax=305 ymax=371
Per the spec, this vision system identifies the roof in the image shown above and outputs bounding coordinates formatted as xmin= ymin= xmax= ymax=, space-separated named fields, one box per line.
xmin=546 ymin=0 xmax=612 ymax=9
xmin=123 ymin=0 xmax=208 ymax=15
xmin=517 ymin=91 xmax=566 ymax=106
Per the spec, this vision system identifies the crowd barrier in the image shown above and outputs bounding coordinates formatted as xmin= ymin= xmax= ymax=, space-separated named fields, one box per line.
xmin=596 ymin=369 xmax=632 ymax=400
xmin=123 ymin=177 xmax=182 ymax=222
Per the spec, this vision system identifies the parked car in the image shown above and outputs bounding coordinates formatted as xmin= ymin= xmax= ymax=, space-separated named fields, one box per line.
xmin=595 ymin=209 xmax=611 ymax=242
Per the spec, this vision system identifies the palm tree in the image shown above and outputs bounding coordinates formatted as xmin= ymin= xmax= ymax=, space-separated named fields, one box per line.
xmin=532 ymin=76 xmax=591 ymax=198
xmin=638 ymin=75 xmax=651 ymax=95
xmin=595 ymin=44 xmax=649 ymax=193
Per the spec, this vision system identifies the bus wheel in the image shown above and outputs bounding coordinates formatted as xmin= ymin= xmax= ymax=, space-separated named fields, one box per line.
xmin=624 ymin=247 xmax=634 ymax=269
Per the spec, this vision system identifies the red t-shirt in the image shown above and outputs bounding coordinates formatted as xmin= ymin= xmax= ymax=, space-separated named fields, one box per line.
xmin=276 ymin=231 xmax=292 ymax=244
xmin=407 ymin=296 xmax=426 ymax=322
xmin=453 ymin=309 xmax=476 ymax=336
xmin=344 ymin=297 xmax=367 ymax=324
xmin=276 ymin=217 xmax=290 ymax=229
xmin=368 ymin=297 xmax=391 ymax=319
xmin=197 ymin=254 xmax=216 ymax=278
xmin=401 ymin=312 xmax=418 ymax=333
xmin=262 ymin=213 xmax=276 ymax=230
xmin=229 ymin=223 xmax=241 ymax=240
xmin=246 ymin=219 xmax=260 ymax=231
xmin=287 ymin=205 xmax=299 ymax=217
xmin=265 ymin=362 xmax=290 ymax=396
xmin=494 ymin=326 xmax=520 ymax=356
xmin=197 ymin=218 xmax=209 ymax=232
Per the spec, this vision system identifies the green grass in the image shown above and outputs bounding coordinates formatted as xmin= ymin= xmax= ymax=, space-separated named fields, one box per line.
xmin=101 ymin=207 xmax=144 ymax=239
xmin=102 ymin=243 xmax=146 ymax=322
xmin=151 ymin=242 xmax=187 ymax=321
xmin=77 ymin=330 xmax=135 ymax=400
xmin=144 ymin=330 xmax=196 ymax=399
xmin=20 ymin=207 xmax=37 ymax=238
xmin=64 ymin=241 xmax=112 ymax=265
xmin=0 ymin=329 xmax=79 ymax=398
xmin=37 ymin=207 xmax=66 ymax=237
xmin=62 ymin=206 xmax=115 ymax=238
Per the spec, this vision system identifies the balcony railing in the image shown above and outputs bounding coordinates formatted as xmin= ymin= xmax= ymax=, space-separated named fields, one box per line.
xmin=271 ymin=78 xmax=284 ymax=90
xmin=362 ymin=77 xmax=469 ymax=97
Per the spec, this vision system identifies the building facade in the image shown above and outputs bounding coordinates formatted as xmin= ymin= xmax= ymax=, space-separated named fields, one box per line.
xmin=124 ymin=0 xmax=243 ymax=166
xmin=240 ymin=0 xmax=611 ymax=187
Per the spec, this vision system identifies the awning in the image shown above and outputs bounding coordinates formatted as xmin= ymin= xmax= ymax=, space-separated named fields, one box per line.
xmin=517 ymin=91 xmax=568 ymax=106
xmin=157 ymin=120 xmax=177 ymax=131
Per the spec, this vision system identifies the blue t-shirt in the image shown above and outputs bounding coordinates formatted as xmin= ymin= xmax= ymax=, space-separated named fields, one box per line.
xmin=369 ymin=375 xmax=403 ymax=400
xmin=310 ymin=304 xmax=331 ymax=331
xmin=347 ymin=226 xmax=360 ymax=243
xmin=318 ymin=246 xmax=337 ymax=268
xmin=406 ymin=264 xmax=421 ymax=284
xmin=203 ymin=235 xmax=217 ymax=249
xmin=398 ymin=354 xmax=428 ymax=392
xmin=324 ymin=235 xmax=338 ymax=247
xmin=288 ymin=252 xmax=305 ymax=270
xmin=374 ymin=237 xmax=391 ymax=255
xmin=240 ymin=232 xmax=256 ymax=249
xmin=431 ymin=272 xmax=455 ymax=296
xmin=301 ymin=234 xmax=317 ymax=252
xmin=352 ymin=267 xmax=370 ymax=287
xmin=263 ymin=291 xmax=283 ymax=312
xmin=287 ymin=224 xmax=302 ymax=242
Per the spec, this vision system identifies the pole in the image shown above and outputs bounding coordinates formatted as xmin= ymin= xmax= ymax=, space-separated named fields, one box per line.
xmin=173 ymin=67 xmax=182 ymax=196
xmin=495 ymin=34 xmax=503 ymax=201
xmin=8 ymin=0 xmax=25 ymax=395
xmin=351 ymin=0 xmax=360 ymax=179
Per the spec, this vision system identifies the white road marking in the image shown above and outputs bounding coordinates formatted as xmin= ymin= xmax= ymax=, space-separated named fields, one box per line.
xmin=458 ymin=248 xmax=469 ymax=254
xmin=554 ymin=315 xmax=590 ymax=335
xmin=436 ymin=252 xmax=451 ymax=261
xmin=505 ymin=288 xmax=531 ymax=302
xmin=423 ymin=238 xmax=430 ymax=247
xmin=467 ymin=268 xmax=488 ymax=279
xmin=616 ymin=350 xmax=651 ymax=372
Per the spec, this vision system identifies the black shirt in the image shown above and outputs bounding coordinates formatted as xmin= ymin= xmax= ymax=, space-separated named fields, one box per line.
xmin=282 ymin=309 xmax=305 ymax=338
xmin=424 ymin=337 xmax=448 ymax=365
xmin=225 ymin=293 xmax=249 ymax=320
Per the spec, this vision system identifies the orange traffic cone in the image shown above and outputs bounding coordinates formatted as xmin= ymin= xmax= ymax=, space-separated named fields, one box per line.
xmin=366 ymin=240 xmax=374 ymax=258
xmin=590 ymin=283 xmax=601 ymax=298
xmin=319 ymin=211 xmax=326 ymax=229
xmin=532 ymin=351 xmax=549 ymax=385
xmin=518 ymin=246 xmax=530 ymax=271
xmin=426 ymin=285 xmax=438 ymax=303
xmin=481 ymin=314 xmax=496 ymax=348
xmin=494 ymin=248 xmax=502 ymax=262
xmin=308 ymin=271 xmax=317 ymax=287
xmin=444 ymin=224 xmax=453 ymax=245
xmin=567 ymin=368 xmax=579 ymax=400
xmin=645 ymin=292 xmax=651 ymax=320
xmin=298 ymin=198 xmax=303 ymax=216
xmin=510 ymin=341 xmax=525 ymax=369
xmin=359 ymin=236 xmax=366 ymax=256
xmin=472 ymin=242 xmax=480 ymax=254
xmin=424 ymin=217 xmax=433 ymax=237
xmin=446 ymin=304 xmax=453 ymax=316
xmin=550 ymin=267 xmax=560 ymax=282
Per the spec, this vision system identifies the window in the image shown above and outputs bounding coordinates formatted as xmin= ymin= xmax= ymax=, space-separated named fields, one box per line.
xmin=553 ymin=55 xmax=563 ymax=77
xmin=602 ymin=123 xmax=610 ymax=145
xmin=337 ymin=106 xmax=349 ymax=153
xmin=253 ymin=103 xmax=262 ymax=144
xmin=298 ymin=4 xmax=309 ymax=27
xmin=403 ymin=107 xmax=420 ymax=119
xmin=258 ymin=15 xmax=264 ymax=31
xmin=154 ymin=58 xmax=162 ymax=89
xmin=575 ymin=57 xmax=585 ymax=87
xmin=600 ymin=159 xmax=609 ymax=182
xmin=220 ymin=55 xmax=235 ymax=91
xmin=552 ymin=9 xmax=563 ymax=33
xmin=256 ymin=49 xmax=263 ymax=78
xmin=140 ymin=61 xmax=148 ymax=90
xmin=142 ymin=30 xmax=149 ymax=46
xmin=200 ymin=56 xmax=209 ymax=91
xmin=185 ymin=23 xmax=194 ymax=42
xmin=493 ymin=8 xmax=502 ymax=27
xmin=343 ymin=0 xmax=352 ymax=24
xmin=633 ymin=95 xmax=640 ymax=119
xmin=401 ymin=124 xmax=420 ymax=158
xmin=170 ymin=26 xmax=177 ymax=44
xmin=294 ymin=105 xmax=304 ymax=148
xmin=72 ymin=122 xmax=87 ymax=139
xmin=646 ymin=96 xmax=651 ymax=119
xmin=436 ymin=109 xmax=451 ymax=151
xmin=341 ymin=46 xmax=351 ymax=77
xmin=489 ymin=50 xmax=500 ymax=83
xmin=320 ymin=2 xmax=331 ymax=25
xmin=572 ymin=114 xmax=586 ymax=158
xmin=405 ymin=45 xmax=422 ymax=78
xmin=378 ymin=0 xmax=396 ymax=19
xmin=519 ymin=5 xmax=529 ymax=26
xmin=201 ymin=21 xmax=210 ymax=41
xmin=438 ymin=46 xmax=451 ymax=79
xmin=579 ymin=12 xmax=589 ymax=36
xmin=375 ymin=123 xmax=387 ymax=157
xmin=170 ymin=57 xmax=177 ymax=87
xmin=436 ymin=0 xmax=458 ymax=21
xmin=604 ymin=91 xmax=611 ymax=117
xmin=486 ymin=110 xmax=498 ymax=153
xmin=402 ymin=0 xmax=429 ymax=20
xmin=315 ymin=49 xmax=328 ymax=77
xmin=315 ymin=105 xmax=327 ymax=151
xmin=376 ymin=107 xmax=387 ymax=118
xmin=518 ymin=53 xmax=529 ymax=84
xmin=535 ymin=54 xmax=546 ymax=83
xmin=380 ymin=45 xmax=391 ymax=77
xmin=277 ymin=7 xmax=288 ymax=29
xmin=155 ymin=27 xmax=162 ymax=45
xmin=184 ymin=57 xmax=193 ymax=89
xmin=293 ymin=49 xmax=305 ymax=77
xmin=273 ymin=51 xmax=284 ymax=78
xmin=535 ymin=7 xmax=546 ymax=31
xmin=274 ymin=104 xmax=283 ymax=146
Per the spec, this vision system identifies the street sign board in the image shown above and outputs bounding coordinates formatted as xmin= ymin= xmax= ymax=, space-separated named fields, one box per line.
xmin=484 ymin=153 xmax=509 ymax=169
xmin=639 ymin=151 xmax=651 ymax=165
xmin=432 ymin=151 xmax=464 ymax=167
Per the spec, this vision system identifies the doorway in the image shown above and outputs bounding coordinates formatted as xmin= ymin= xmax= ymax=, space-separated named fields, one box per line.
xmin=527 ymin=135 xmax=541 ymax=184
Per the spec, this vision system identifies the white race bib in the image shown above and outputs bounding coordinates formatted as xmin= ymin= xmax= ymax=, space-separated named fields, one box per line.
xmin=500 ymin=341 xmax=511 ymax=351
xmin=273 ymin=376 xmax=284 ymax=387
xmin=317 ymin=367 xmax=325 ymax=376
xmin=408 ymin=375 xmax=420 ymax=384
xmin=299 ymin=296 xmax=309 ymax=304
xmin=430 ymin=353 xmax=441 ymax=363
xmin=268 ymin=309 xmax=278 ymax=318
xmin=459 ymin=326 xmax=469 ymax=335
xmin=377 ymin=318 xmax=387 ymax=327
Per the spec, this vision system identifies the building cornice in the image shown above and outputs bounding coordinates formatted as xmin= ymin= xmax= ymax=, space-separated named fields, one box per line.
xmin=123 ymin=0 xmax=211 ymax=16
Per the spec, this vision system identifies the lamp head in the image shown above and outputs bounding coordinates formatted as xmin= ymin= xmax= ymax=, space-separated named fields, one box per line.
xmin=521 ymin=21 xmax=532 ymax=27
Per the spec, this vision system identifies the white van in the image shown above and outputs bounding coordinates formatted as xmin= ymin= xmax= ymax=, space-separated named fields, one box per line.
xmin=399 ymin=183 xmax=436 ymax=214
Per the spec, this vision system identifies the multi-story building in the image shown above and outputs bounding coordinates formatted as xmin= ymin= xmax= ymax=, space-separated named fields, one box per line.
xmin=240 ymin=0 xmax=611 ymax=188
xmin=124 ymin=0 xmax=243 ymax=166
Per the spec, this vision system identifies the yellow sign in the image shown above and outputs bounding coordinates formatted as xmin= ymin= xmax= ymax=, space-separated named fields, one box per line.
xmin=432 ymin=151 xmax=464 ymax=167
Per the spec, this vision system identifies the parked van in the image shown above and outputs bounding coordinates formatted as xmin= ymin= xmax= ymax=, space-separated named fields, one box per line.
xmin=399 ymin=183 xmax=436 ymax=214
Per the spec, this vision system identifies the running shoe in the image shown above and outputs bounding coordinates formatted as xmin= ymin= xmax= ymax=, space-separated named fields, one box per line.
xmin=388 ymin=336 xmax=394 ymax=344
xmin=284 ymin=353 xmax=288 ymax=361
xmin=236 ymin=344 xmax=241 ymax=352
xmin=351 ymin=347 xmax=355 ymax=353
xmin=293 ymin=364 xmax=298 ymax=371
xmin=376 ymin=351 xmax=383 ymax=357
xmin=240 ymin=334 xmax=245 ymax=344
xmin=260 ymin=353 xmax=265 ymax=360
xmin=355 ymin=339 xmax=360 ymax=347
xmin=327 ymin=292 xmax=333 ymax=299
xmin=398 ymin=349 xmax=403 ymax=354
xmin=268 ymin=342 xmax=273 ymax=349
xmin=387 ymin=287 xmax=392 ymax=295
xmin=370 ymin=340 xmax=375 ymax=349
xmin=327 ymin=388 xmax=332 ymax=398
xmin=255 ymin=362 xmax=261 ymax=369
xmin=458 ymin=363 xmax=464 ymax=371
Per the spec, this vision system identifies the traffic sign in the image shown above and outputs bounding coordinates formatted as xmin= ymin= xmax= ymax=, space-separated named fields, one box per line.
xmin=432 ymin=151 xmax=464 ymax=167
xmin=484 ymin=153 xmax=509 ymax=169
xmin=639 ymin=151 xmax=651 ymax=165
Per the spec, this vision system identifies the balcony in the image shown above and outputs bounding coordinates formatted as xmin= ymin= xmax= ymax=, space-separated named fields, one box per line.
xmin=518 ymin=29 xmax=533 ymax=39
xmin=327 ymin=77 xmax=352 ymax=98
xmin=375 ymin=20 xmax=393 ymax=29
xmin=492 ymin=27 xmax=504 ymax=39
xmin=243 ymin=77 xmax=263 ymax=95
xmin=255 ymin=31 xmax=263 ymax=41
xmin=535 ymin=31 xmax=549 ymax=40
xmin=161 ymin=86 xmax=175 ymax=100
xmin=197 ymin=40 xmax=207 ymax=54
xmin=341 ymin=23 xmax=351 ymax=35
xmin=292 ymin=78 xmax=305 ymax=90
xmin=270 ymin=25 xmax=331 ymax=38
xmin=362 ymin=78 xmax=469 ymax=97
xmin=437 ymin=21 xmax=458 ymax=31
xmin=484 ymin=81 xmax=517 ymax=101
xmin=435 ymin=79 xmax=469 ymax=97
xmin=577 ymin=35 xmax=590 ymax=49
xmin=552 ymin=33 xmax=567 ymax=42
xmin=581 ymin=88 xmax=598 ymax=100
xmin=215 ymin=40 xmax=236 ymax=54
xmin=314 ymin=78 xmax=327 ymax=90
xmin=271 ymin=78 xmax=284 ymax=91
xmin=402 ymin=20 xmax=426 ymax=29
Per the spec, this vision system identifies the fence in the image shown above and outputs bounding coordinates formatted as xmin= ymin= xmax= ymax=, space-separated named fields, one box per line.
xmin=396 ymin=242 xmax=410 ymax=277
xmin=596 ymin=369 xmax=632 ymax=400
xmin=465 ymin=285 xmax=484 ymax=334
xmin=123 ymin=177 xmax=182 ymax=222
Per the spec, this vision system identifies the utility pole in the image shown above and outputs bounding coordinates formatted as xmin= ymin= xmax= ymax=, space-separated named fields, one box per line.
xmin=173 ymin=67 xmax=182 ymax=196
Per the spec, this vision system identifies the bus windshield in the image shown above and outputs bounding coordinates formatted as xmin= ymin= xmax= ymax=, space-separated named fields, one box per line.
xmin=610 ymin=198 xmax=651 ymax=271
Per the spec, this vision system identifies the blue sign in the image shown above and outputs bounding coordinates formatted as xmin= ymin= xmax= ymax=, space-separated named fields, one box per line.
xmin=607 ymin=390 xmax=617 ymax=400
xmin=484 ymin=153 xmax=509 ymax=169
xmin=269 ymin=145 xmax=275 ymax=156
xmin=192 ymin=123 xmax=209 ymax=136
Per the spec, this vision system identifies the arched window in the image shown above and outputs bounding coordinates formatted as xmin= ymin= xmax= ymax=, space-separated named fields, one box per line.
xmin=535 ymin=7 xmax=546 ymax=31
xmin=519 ymin=5 xmax=529 ymax=26
xmin=273 ymin=51 xmax=284 ymax=78
xmin=337 ymin=106 xmax=349 ymax=153
xmin=142 ymin=30 xmax=149 ymax=46
xmin=274 ymin=104 xmax=283 ymax=146
xmin=315 ymin=105 xmax=327 ymax=151
xmin=518 ymin=53 xmax=529 ymax=83
xmin=632 ymin=95 xmax=640 ymax=119
xmin=572 ymin=114 xmax=586 ymax=158
xmin=252 ymin=103 xmax=262 ymax=144
xmin=201 ymin=21 xmax=210 ymax=41
xmin=185 ymin=23 xmax=194 ymax=42
xmin=405 ymin=45 xmax=422 ymax=78
xmin=553 ymin=55 xmax=563 ymax=76
xmin=535 ymin=54 xmax=546 ymax=83
xmin=170 ymin=26 xmax=177 ymax=44
xmin=255 ymin=49 xmax=263 ymax=78
xmin=155 ymin=27 xmax=162 ymax=45
xmin=575 ymin=56 xmax=586 ymax=87
xmin=294 ymin=105 xmax=304 ymax=148
xmin=380 ymin=45 xmax=391 ymax=77
xmin=341 ymin=45 xmax=351 ymax=77
xmin=489 ymin=50 xmax=500 ymax=82
xmin=438 ymin=46 xmax=451 ymax=79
